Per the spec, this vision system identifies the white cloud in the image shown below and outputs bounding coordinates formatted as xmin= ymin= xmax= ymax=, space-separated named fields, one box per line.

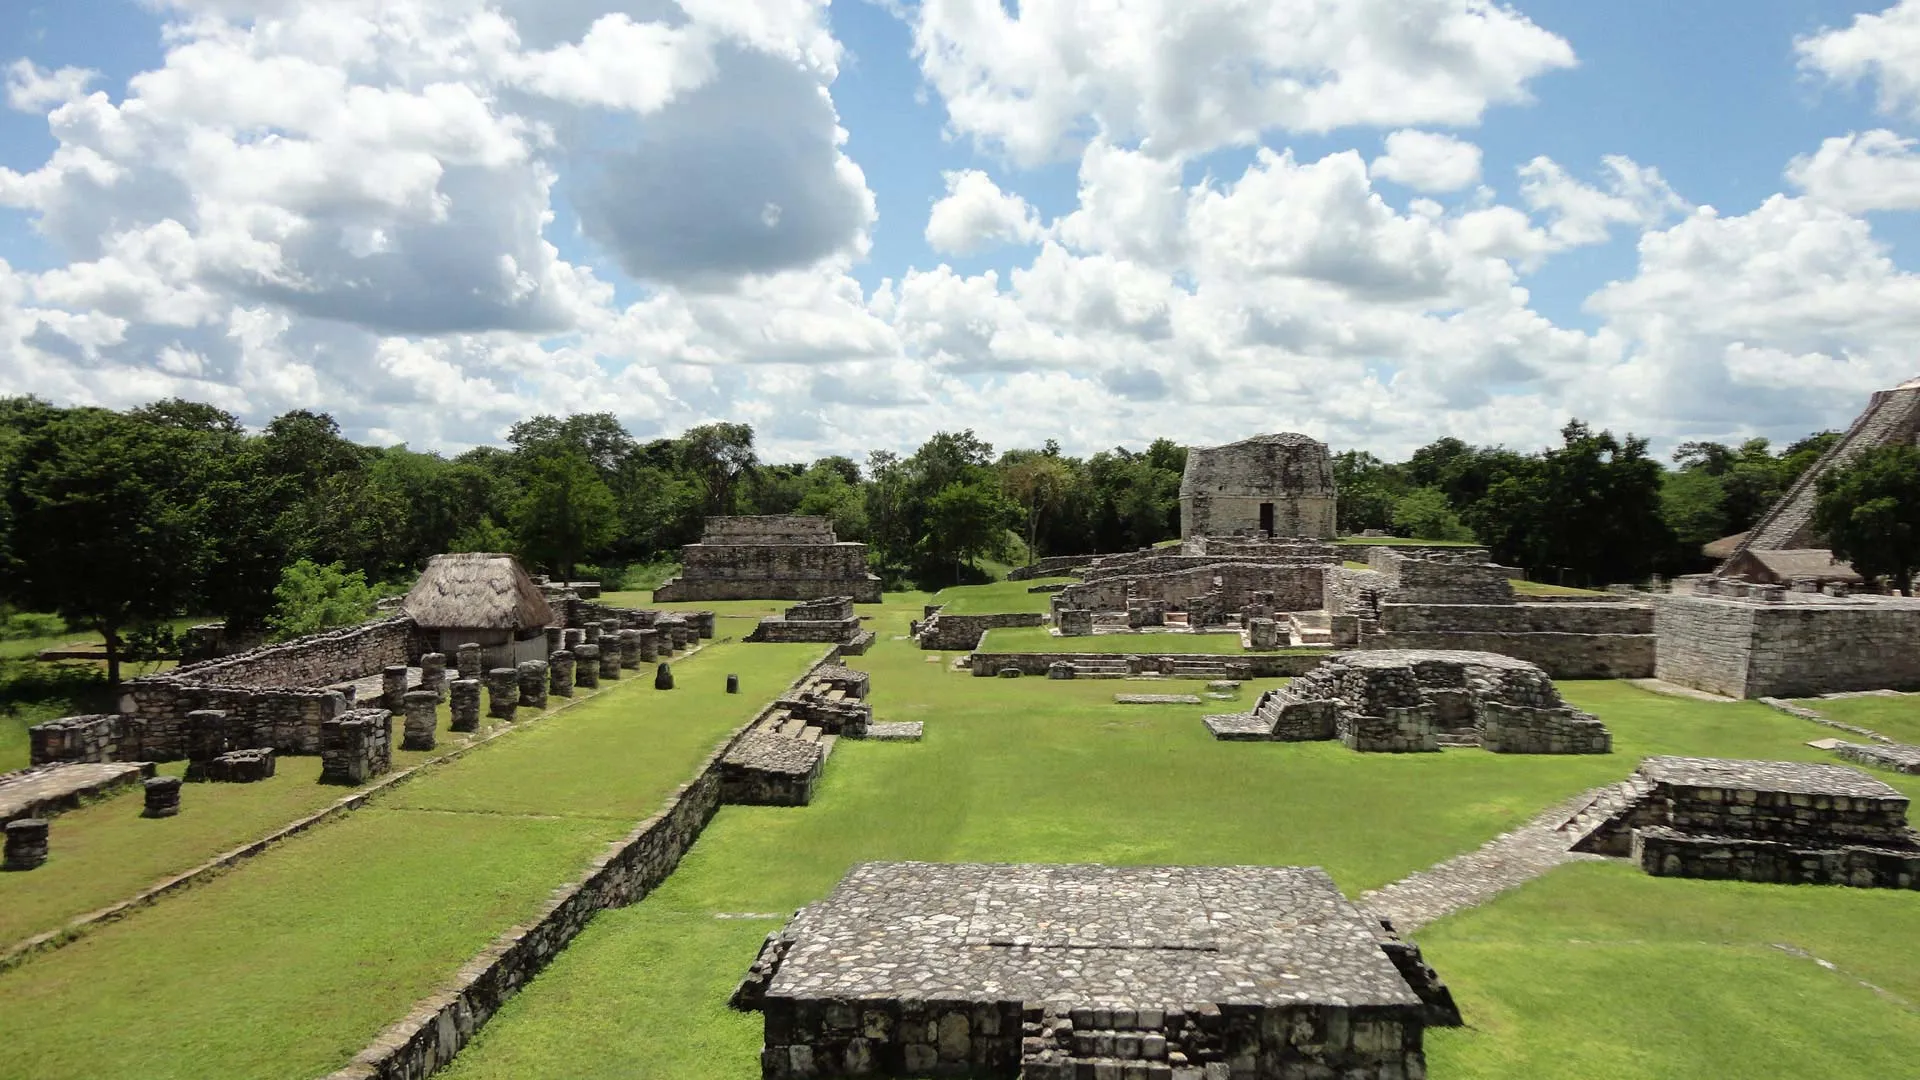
xmin=905 ymin=0 xmax=1575 ymax=166
xmin=923 ymin=169 xmax=1043 ymax=255
xmin=1518 ymin=155 xmax=1688 ymax=248
xmin=1798 ymin=0 xmax=1920 ymax=123
xmin=1369 ymin=130 xmax=1483 ymax=192
xmin=1786 ymin=129 xmax=1920 ymax=212
xmin=5 ymin=60 xmax=97 ymax=112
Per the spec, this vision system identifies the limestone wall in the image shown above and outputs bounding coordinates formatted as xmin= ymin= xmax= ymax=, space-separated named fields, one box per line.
xmin=1179 ymin=433 xmax=1339 ymax=540
xmin=700 ymin=516 xmax=840 ymax=544
xmin=1005 ymin=556 xmax=1093 ymax=581
xmin=1654 ymin=594 xmax=1920 ymax=698
xmin=146 ymin=617 xmax=417 ymax=691
xmin=653 ymin=543 xmax=882 ymax=603
xmin=1080 ymin=553 xmax=1329 ymax=582
xmin=1338 ymin=544 xmax=1491 ymax=565
xmin=1369 ymin=549 xmax=1514 ymax=604
xmin=1358 ymin=631 xmax=1654 ymax=679
xmin=1379 ymin=603 xmax=1653 ymax=635
xmin=968 ymin=651 xmax=1323 ymax=678
xmin=1052 ymin=563 xmax=1325 ymax=614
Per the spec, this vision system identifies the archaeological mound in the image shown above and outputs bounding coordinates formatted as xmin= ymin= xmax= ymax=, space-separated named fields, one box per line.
xmin=654 ymin=516 xmax=882 ymax=603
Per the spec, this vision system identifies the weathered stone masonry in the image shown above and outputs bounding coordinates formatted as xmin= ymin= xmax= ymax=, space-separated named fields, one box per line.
xmin=655 ymin=516 xmax=883 ymax=603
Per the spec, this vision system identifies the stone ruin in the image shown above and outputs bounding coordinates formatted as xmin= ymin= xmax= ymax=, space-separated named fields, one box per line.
xmin=319 ymin=708 xmax=392 ymax=785
xmin=722 ymin=665 xmax=919 ymax=807
xmin=1654 ymin=583 xmax=1920 ymax=698
xmin=747 ymin=597 xmax=876 ymax=654
xmin=1180 ymin=432 xmax=1338 ymax=540
xmin=655 ymin=516 xmax=883 ymax=603
xmin=1204 ymin=650 xmax=1613 ymax=755
xmin=1575 ymin=757 xmax=1919 ymax=890
xmin=733 ymin=861 xmax=1460 ymax=1079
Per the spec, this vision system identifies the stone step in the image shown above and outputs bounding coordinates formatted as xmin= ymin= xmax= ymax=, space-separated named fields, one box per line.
xmin=1066 ymin=1028 xmax=1173 ymax=1059
xmin=818 ymin=733 xmax=838 ymax=758
xmin=1021 ymin=1059 xmax=1217 ymax=1080
xmin=1559 ymin=774 xmax=1656 ymax=850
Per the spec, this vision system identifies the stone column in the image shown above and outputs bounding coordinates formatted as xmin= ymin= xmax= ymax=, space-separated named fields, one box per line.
xmin=1248 ymin=618 xmax=1280 ymax=651
xmin=457 ymin=642 xmax=483 ymax=680
xmin=599 ymin=643 xmax=622 ymax=682
xmin=637 ymin=629 xmax=659 ymax=664
xmin=672 ymin=619 xmax=693 ymax=652
xmin=545 ymin=626 xmax=562 ymax=655
xmin=519 ymin=661 xmax=550 ymax=709
xmin=654 ymin=662 xmax=674 ymax=690
xmin=486 ymin=668 xmax=519 ymax=721
xmin=693 ymin=611 xmax=717 ymax=639
xmin=382 ymin=665 xmax=410 ymax=712
xmin=563 ymin=628 xmax=585 ymax=651
xmin=4 ymin=819 xmax=49 ymax=871
xmin=184 ymin=709 xmax=230 ymax=782
xmin=618 ymin=629 xmax=642 ymax=670
xmin=726 ymin=673 xmax=739 ymax=694
xmin=549 ymin=651 xmax=576 ymax=698
xmin=420 ymin=653 xmax=448 ymax=703
xmin=402 ymin=690 xmax=439 ymax=751
xmin=143 ymin=776 xmax=182 ymax=818
xmin=575 ymin=645 xmax=601 ymax=689
xmin=450 ymin=679 xmax=482 ymax=732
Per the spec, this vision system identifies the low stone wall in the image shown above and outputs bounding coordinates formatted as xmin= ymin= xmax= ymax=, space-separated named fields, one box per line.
xmin=1368 ymin=549 xmax=1514 ymax=604
xmin=969 ymin=651 xmax=1323 ymax=678
xmin=1479 ymin=701 xmax=1612 ymax=754
xmin=1052 ymin=563 xmax=1325 ymax=615
xmin=1338 ymin=544 xmax=1491 ymax=564
xmin=1079 ymin=553 xmax=1329 ymax=582
xmin=323 ymin=652 xmax=842 ymax=1080
xmin=1635 ymin=826 xmax=1920 ymax=889
xmin=1378 ymin=603 xmax=1652 ymax=635
xmin=1006 ymin=556 xmax=1093 ymax=581
xmin=143 ymin=617 xmax=417 ymax=692
xmin=915 ymin=612 xmax=1045 ymax=651
xmin=1358 ymin=631 xmax=1654 ymax=679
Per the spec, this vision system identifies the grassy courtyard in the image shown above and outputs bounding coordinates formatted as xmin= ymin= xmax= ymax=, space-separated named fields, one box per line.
xmin=977 ymin=625 xmax=1277 ymax=654
xmin=928 ymin=577 xmax=1076 ymax=613
xmin=0 ymin=642 xmax=826 ymax=1080
xmin=1791 ymin=693 xmax=1920 ymax=746
xmin=432 ymin=594 xmax=1920 ymax=1080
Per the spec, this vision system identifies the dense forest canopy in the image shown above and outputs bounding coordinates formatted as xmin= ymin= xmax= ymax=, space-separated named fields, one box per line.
xmin=0 ymin=395 xmax=1850 ymax=671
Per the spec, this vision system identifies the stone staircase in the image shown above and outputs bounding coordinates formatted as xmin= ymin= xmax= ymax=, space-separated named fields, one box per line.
xmin=1068 ymin=657 xmax=1132 ymax=678
xmin=1019 ymin=1005 xmax=1223 ymax=1080
xmin=1559 ymin=773 xmax=1658 ymax=855
xmin=1167 ymin=658 xmax=1233 ymax=679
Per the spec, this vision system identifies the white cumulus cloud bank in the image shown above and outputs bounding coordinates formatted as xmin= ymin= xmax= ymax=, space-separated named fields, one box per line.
xmin=1369 ymin=130 xmax=1483 ymax=192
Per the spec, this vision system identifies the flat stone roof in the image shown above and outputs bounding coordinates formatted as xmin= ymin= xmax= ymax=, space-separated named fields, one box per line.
xmin=1638 ymin=756 xmax=1904 ymax=800
xmin=722 ymin=733 xmax=824 ymax=776
xmin=0 ymin=762 xmax=150 ymax=823
xmin=1330 ymin=649 xmax=1540 ymax=671
xmin=765 ymin=861 xmax=1420 ymax=1010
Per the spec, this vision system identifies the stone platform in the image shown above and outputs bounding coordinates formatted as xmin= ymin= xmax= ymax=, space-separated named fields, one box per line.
xmin=1576 ymin=756 xmax=1920 ymax=890
xmin=1831 ymin=741 xmax=1920 ymax=775
xmin=721 ymin=733 xmax=826 ymax=806
xmin=739 ymin=861 xmax=1458 ymax=1079
xmin=0 ymin=762 xmax=155 ymax=825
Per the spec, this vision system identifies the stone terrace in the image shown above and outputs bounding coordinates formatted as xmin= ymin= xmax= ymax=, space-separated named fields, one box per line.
xmin=742 ymin=861 xmax=1457 ymax=1079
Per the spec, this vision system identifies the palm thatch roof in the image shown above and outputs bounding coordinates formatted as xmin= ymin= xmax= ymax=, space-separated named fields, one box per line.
xmin=1744 ymin=549 xmax=1863 ymax=583
xmin=401 ymin=553 xmax=555 ymax=630
xmin=1701 ymin=531 xmax=1748 ymax=560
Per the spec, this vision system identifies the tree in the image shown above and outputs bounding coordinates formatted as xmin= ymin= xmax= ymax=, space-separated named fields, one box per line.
xmin=3 ymin=410 xmax=211 ymax=687
xmin=1814 ymin=443 xmax=1920 ymax=595
xmin=265 ymin=560 xmax=379 ymax=641
xmin=1002 ymin=454 xmax=1075 ymax=562
xmin=1391 ymin=487 xmax=1474 ymax=541
xmin=513 ymin=451 xmax=618 ymax=582
xmin=921 ymin=481 xmax=1014 ymax=579
xmin=678 ymin=422 xmax=758 ymax=516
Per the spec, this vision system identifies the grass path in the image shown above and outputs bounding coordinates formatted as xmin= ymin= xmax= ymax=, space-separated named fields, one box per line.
xmin=0 ymin=642 xmax=826 ymax=1080
xmin=1788 ymin=693 xmax=1920 ymax=745
xmin=438 ymin=596 xmax=1920 ymax=1080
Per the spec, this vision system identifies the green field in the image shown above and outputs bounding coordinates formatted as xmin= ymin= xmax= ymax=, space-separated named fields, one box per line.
xmin=928 ymin=577 xmax=1076 ymax=614
xmin=1511 ymin=580 xmax=1609 ymax=598
xmin=1788 ymin=693 xmax=1920 ymax=746
xmin=0 ymin=642 xmax=826 ymax=1080
xmin=434 ymin=606 xmax=1920 ymax=1080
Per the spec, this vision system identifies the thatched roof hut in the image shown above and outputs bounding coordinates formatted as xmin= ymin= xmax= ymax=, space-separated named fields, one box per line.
xmin=402 ymin=554 xmax=555 ymax=649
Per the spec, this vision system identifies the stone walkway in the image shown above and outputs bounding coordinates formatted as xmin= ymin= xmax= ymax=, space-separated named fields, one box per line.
xmin=1361 ymin=785 xmax=1637 ymax=933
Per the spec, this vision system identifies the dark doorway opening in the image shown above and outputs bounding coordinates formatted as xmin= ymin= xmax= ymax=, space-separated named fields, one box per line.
xmin=1259 ymin=502 xmax=1275 ymax=536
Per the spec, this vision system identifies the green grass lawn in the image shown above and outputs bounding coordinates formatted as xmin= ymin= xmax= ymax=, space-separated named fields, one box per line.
xmin=929 ymin=577 xmax=1077 ymax=614
xmin=438 ymin=608 xmax=1920 ymax=1080
xmin=0 ymin=642 xmax=827 ymax=1080
xmin=977 ymin=625 xmax=1272 ymax=654
xmin=1786 ymin=693 xmax=1920 ymax=746
xmin=1511 ymin=580 xmax=1609 ymax=598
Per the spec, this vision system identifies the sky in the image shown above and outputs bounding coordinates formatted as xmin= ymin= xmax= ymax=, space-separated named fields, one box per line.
xmin=3 ymin=1 xmax=1920 ymax=466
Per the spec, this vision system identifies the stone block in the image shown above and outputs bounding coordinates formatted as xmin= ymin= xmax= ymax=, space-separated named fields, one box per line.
xmin=575 ymin=645 xmax=601 ymax=689
xmin=205 ymin=748 xmax=277 ymax=783
xmin=4 ymin=818 xmax=49 ymax=870
xmin=486 ymin=668 xmax=519 ymax=721
xmin=618 ymin=629 xmax=642 ymax=670
xmin=144 ymin=776 xmax=181 ymax=818
xmin=402 ymin=689 xmax=439 ymax=751
xmin=549 ymin=651 xmax=576 ymax=698
xmin=519 ymin=661 xmax=550 ymax=709
xmin=449 ymin=679 xmax=481 ymax=732
xmin=457 ymin=642 xmax=483 ymax=680
xmin=420 ymin=652 xmax=448 ymax=703
xmin=1057 ymin=608 xmax=1094 ymax=637
xmin=381 ymin=664 xmax=410 ymax=712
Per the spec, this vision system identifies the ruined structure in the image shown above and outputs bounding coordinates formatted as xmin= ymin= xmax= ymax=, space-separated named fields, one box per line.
xmin=402 ymin=552 xmax=555 ymax=670
xmin=1654 ymin=578 xmax=1920 ymax=697
xmin=1576 ymin=757 xmax=1920 ymax=890
xmin=736 ymin=861 xmax=1459 ymax=1079
xmin=722 ymin=665 xmax=916 ymax=807
xmin=747 ymin=597 xmax=876 ymax=654
xmin=1328 ymin=549 xmax=1655 ymax=679
xmin=654 ymin=516 xmax=882 ymax=603
xmin=1179 ymin=432 xmax=1338 ymax=540
xmin=1204 ymin=650 xmax=1612 ymax=754
xmin=1722 ymin=376 xmax=1920 ymax=579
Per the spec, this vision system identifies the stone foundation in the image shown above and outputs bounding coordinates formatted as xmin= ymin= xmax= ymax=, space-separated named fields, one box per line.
xmin=750 ymin=597 xmax=868 ymax=649
xmin=204 ymin=748 xmax=277 ymax=783
xmin=915 ymin=612 xmax=1045 ymax=651
xmin=655 ymin=516 xmax=883 ymax=602
xmin=720 ymin=734 xmax=826 ymax=806
xmin=1654 ymin=591 xmax=1920 ymax=698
